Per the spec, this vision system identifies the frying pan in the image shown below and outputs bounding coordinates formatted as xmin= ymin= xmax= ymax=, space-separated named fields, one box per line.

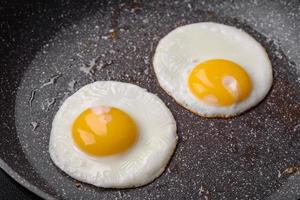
xmin=1 ymin=0 xmax=300 ymax=199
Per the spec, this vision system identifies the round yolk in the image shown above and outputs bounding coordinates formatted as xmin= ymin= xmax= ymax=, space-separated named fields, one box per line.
xmin=188 ymin=59 xmax=252 ymax=106
xmin=72 ymin=106 xmax=138 ymax=156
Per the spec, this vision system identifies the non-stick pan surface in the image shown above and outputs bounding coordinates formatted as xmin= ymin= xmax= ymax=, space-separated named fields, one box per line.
xmin=1 ymin=0 xmax=300 ymax=199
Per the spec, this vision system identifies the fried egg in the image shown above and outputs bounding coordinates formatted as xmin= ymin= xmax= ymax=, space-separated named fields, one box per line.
xmin=153 ymin=22 xmax=273 ymax=117
xmin=49 ymin=81 xmax=177 ymax=188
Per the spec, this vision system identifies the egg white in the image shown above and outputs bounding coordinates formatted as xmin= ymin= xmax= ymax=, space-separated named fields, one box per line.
xmin=49 ymin=81 xmax=177 ymax=188
xmin=153 ymin=22 xmax=273 ymax=117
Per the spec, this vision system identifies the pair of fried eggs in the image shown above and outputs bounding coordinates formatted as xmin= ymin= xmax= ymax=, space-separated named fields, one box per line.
xmin=49 ymin=22 xmax=273 ymax=188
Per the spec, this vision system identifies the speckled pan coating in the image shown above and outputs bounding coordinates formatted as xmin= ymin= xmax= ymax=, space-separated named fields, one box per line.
xmin=0 ymin=0 xmax=300 ymax=200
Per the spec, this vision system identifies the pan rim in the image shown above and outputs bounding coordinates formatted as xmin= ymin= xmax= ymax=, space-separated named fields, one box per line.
xmin=0 ymin=158 xmax=54 ymax=200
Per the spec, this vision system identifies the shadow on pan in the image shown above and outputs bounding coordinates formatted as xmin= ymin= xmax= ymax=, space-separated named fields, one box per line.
xmin=1 ymin=0 xmax=300 ymax=199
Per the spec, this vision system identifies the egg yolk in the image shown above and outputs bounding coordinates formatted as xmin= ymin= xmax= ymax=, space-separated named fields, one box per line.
xmin=188 ymin=59 xmax=252 ymax=106
xmin=72 ymin=106 xmax=138 ymax=156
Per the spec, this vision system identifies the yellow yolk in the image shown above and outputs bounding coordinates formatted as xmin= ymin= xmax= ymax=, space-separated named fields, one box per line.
xmin=72 ymin=106 xmax=138 ymax=156
xmin=188 ymin=59 xmax=252 ymax=106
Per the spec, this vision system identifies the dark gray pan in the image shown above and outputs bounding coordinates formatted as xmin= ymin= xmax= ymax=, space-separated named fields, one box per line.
xmin=1 ymin=0 xmax=300 ymax=199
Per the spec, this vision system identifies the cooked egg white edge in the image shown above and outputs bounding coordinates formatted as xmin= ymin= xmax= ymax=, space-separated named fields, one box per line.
xmin=153 ymin=22 xmax=273 ymax=117
xmin=49 ymin=81 xmax=177 ymax=188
